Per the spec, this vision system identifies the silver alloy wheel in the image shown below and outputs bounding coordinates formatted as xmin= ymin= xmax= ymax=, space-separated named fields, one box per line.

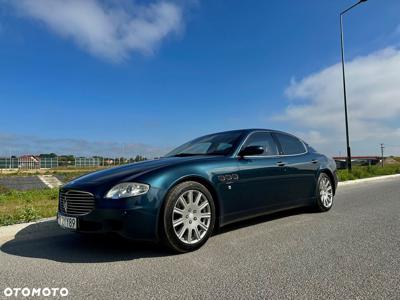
xmin=172 ymin=189 xmax=211 ymax=244
xmin=319 ymin=177 xmax=333 ymax=208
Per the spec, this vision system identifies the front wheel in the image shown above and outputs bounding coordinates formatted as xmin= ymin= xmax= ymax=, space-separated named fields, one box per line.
xmin=162 ymin=181 xmax=216 ymax=253
xmin=314 ymin=173 xmax=334 ymax=212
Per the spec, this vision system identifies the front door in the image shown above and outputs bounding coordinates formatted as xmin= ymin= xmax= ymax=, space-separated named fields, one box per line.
xmin=233 ymin=132 xmax=284 ymax=219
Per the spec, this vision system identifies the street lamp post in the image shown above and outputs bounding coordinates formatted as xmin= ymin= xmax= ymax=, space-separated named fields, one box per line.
xmin=340 ymin=0 xmax=367 ymax=171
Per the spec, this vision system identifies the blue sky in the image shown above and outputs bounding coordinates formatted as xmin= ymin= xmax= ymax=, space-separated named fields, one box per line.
xmin=0 ymin=0 xmax=399 ymax=157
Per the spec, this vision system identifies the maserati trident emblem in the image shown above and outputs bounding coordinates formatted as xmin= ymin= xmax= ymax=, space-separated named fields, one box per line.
xmin=63 ymin=196 xmax=68 ymax=213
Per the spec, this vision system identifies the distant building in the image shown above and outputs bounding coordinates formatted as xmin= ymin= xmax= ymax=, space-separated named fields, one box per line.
xmin=18 ymin=155 xmax=41 ymax=169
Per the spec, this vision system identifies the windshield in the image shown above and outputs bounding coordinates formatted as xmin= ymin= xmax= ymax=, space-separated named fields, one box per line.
xmin=165 ymin=131 xmax=245 ymax=157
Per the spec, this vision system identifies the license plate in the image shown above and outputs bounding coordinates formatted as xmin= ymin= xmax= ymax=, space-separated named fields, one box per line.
xmin=58 ymin=214 xmax=77 ymax=230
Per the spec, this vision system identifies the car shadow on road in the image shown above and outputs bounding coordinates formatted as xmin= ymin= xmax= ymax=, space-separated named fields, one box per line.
xmin=1 ymin=207 xmax=314 ymax=263
xmin=0 ymin=220 xmax=170 ymax=263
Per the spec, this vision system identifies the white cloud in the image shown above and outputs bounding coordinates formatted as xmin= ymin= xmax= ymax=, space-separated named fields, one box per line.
xmin=274 ymin=47 xmax=400 ymax=156
xmin=8 ymin=0 xmax=184 ymax=62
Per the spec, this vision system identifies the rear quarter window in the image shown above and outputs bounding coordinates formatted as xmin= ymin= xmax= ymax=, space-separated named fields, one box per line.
xmin=275 ymin=133 xmax=306 ymax=155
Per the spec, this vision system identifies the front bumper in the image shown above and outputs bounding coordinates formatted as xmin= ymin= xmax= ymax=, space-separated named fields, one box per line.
xmin=57 ymin=207 xmax=159 ymax=241
xmin=58 ymin=184 xmax=166 ymax=241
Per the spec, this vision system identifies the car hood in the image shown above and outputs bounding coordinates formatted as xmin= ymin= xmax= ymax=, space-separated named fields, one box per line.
xmin=63 ymin=156 xmax=221 ymax=187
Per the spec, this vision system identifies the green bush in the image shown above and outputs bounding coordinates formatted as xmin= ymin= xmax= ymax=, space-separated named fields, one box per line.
xmin=0 ymin=214 xmax=17 ymax=226
xmin=18 ymin=206 xmax=41 ymax=223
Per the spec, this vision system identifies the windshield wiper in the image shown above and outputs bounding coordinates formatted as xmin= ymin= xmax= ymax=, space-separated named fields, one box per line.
xmin=172 ymin=153 xmax=226 ymax=157
xmin=171 ymin=153 xmax=203 ymax=157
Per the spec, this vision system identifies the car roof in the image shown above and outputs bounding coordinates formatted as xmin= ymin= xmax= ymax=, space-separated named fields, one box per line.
xmin=212 ymin=128 xmax=285 ymax=135
xmin=209 ymin=129 xmax=306 ymax=143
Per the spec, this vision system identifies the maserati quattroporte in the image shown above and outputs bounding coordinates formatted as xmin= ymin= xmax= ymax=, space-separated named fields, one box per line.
xmin=58 ymin=129 xmax=337 ymax=252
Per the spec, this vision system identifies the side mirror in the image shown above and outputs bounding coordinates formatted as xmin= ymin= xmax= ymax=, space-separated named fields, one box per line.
xmin=239 ymin=145 xmax=264 ymax=157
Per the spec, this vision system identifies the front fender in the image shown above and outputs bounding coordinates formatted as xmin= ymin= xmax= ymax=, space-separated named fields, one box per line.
xmin=134 ymin=165 xmax=217 ymax=240
xmin=135 ymin=158 xmax=238 ymax=236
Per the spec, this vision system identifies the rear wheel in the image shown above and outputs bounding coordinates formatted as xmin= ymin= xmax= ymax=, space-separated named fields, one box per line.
xmin=162 ymin=181 xmax=216 ymax=253
xmin=315 ymin=173 xmax=334 ymax=212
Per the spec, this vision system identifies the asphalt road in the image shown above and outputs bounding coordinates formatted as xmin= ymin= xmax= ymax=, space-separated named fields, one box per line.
xmin=0 ymin=176 xmax=48 ymax=191
xmin=1 ymin=178 xmax=399 ymax=299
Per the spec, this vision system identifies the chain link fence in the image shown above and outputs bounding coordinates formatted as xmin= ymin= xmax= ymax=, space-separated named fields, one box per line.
xmin=0 ymin=158 xmax=18 ymax=169
xmin=0 ymin=156 xmax=146 ymax=170
xmin=74 ymin=157 xmax=101 ymax=167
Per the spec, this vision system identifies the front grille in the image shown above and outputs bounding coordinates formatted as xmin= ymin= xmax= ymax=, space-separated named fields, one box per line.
xmin=59 ymin=189 xmax=95 ymax=216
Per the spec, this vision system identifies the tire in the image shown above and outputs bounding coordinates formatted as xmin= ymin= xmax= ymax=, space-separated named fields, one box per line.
xmin=314 ymin=173 xmax=334 ymax=212
xmin=162 ymin=181 xmax=216 ymax=253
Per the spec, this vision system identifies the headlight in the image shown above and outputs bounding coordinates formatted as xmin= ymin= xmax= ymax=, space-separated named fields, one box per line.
xmin=105 ymin=182 xmax=150 ymax=199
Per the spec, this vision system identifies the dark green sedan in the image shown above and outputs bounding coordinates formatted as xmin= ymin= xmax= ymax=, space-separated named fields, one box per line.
xmin=58 ymin=129 xmax=338 ymax=252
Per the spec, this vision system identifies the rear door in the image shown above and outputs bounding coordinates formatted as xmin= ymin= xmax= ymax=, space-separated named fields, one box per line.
xmin=272 ymin=132 xmax=319 ymax=204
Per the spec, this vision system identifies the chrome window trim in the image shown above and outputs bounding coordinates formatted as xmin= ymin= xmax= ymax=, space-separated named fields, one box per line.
xmin=233 ymin=130 xmax=308 ymax=158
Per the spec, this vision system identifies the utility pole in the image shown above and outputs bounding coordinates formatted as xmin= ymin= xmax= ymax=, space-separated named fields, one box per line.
xmin=380 ymin=143 xmax=384 ymax=167
xmin=340 ymin=0 xmax=368 ymax=171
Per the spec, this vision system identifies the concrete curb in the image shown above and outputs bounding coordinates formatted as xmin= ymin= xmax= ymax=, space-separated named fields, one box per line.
xmin=0 ymin=217 xmax=56 ymax=244
xmin=338 ymin=174 xmax=400 ymax=186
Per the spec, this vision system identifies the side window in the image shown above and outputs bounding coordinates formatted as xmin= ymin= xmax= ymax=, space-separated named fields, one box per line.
xmin=242 ymin=132 xmax=279 ymax=156
xmin=275 ymin=133 xmax=306 ymax=155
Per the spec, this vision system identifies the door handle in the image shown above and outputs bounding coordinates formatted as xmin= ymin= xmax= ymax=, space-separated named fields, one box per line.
xmin=311 ymin=159 xmax=319 ymax=164
xmin=276 ymin=161 xmax=286 ymax=167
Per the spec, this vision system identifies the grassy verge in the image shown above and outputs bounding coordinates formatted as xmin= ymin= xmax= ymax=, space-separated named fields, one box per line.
xmin=337 ymin=165 xmax=400 ymax=181
xmin=0 ymin=187 xmax=58 ymax=226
